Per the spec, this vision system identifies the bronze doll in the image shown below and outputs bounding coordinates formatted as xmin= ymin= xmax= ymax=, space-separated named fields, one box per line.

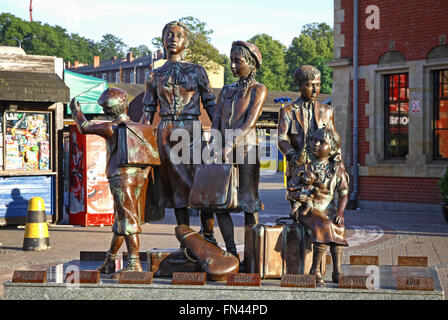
xmin=288 ymin=127 xmax=349 ymax=283
xmin=140 ymin=21 xmax=216 ymax=231
xmin=69 ymin=88 xmax=148 ymax=274
xmin=202 ymin=41 xmax=267 ymax=265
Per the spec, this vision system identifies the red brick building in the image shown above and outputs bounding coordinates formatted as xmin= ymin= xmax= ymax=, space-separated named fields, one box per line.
xmin=328 ymin=0 xmax=448 ymax=210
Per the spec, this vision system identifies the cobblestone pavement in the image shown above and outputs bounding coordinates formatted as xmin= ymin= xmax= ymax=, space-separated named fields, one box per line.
xmin=0 ymin=173 xmax=447 ymax=299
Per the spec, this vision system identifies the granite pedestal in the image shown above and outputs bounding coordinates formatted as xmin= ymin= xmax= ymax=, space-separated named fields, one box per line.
xmin=3 ymin=259 xmax=444 ymax=300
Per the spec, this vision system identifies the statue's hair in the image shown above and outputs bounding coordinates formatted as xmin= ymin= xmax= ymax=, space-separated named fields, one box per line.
xmin=162 ymin=21 xmax=190 ymax=59
xmin=293 ymin=65 xmax=321 ymax=86
xmin=313 ymin=126 xmax=340 ymax=156
xmin=231 ymin=44 xmax=257 ymax=71
xmin=230 ymin=44 xmax=257 ymax=96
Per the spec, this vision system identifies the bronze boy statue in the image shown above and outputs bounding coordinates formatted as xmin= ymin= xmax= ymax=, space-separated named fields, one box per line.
xmin=288 ymin=127 xmax=349 ymax=283
xmin=70 ymin=88 xmax=151 ymax=274
xmin=278 ymin=65 xmax=339 ymax=182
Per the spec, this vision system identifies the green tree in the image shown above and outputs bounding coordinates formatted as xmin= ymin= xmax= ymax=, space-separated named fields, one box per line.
xmin=129 ymin=44 xmax=151 ymax=58
xmin=151 ymin=16 xmax=222 ymax=71
xmin=285 ymin=22 xmax=334 ymax=93
xmin=248 ymin=34 xmax=288 ymax=91
xmin=98 ymin=33 xmax=128 ymax=60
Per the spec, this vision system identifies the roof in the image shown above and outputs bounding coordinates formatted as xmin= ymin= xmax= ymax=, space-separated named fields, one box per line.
xmin=70 ymin=55 xmax=152 ymax=73
xmin=0 ymin=71 xmax=70 ymax=103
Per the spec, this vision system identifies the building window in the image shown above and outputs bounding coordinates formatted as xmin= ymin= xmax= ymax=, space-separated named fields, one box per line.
xmin=102 ymin=73 xmax=107 ymax=81
xmin=130 ymin=71 xmax=135 ymax=84
xmin=433 ymin=69 xmax=448 ymax=159
xmin=115 ymin=72 xmax=120 ymax=83
xmin=384 ymin=73 xmax=409 ymax=159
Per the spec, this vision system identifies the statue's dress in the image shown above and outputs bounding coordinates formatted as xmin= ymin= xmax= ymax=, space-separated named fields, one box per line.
xmin=296 ymin=161 xmax=350 ymax=246
xmin=142 ymin=61 xmax=216 ymax=208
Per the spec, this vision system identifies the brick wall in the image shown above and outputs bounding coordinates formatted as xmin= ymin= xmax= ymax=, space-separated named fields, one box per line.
xmin=340 ymin=0 xmax=448 ymax=65
xmin=358 ymin=176 xmax=442 ymax=204
xmin=339 ymin=1 xmax=448 ymax=205
xmin=350 ymin=79 xmax=370 ymax=166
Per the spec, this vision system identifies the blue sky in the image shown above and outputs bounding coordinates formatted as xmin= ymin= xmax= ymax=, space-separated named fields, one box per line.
xmin=2 ymin=0 xmax=333 ymax=55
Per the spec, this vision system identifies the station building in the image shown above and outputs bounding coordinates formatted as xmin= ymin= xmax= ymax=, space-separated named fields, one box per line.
xmin=328 ymin=0 xmax=448 ymax=210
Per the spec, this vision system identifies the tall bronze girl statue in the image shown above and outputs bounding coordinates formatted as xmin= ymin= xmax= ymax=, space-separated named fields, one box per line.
xmin=140 ymin=21 xmax=216 ymax=230
xmin=201 ymin=41 xmax=267 ymax=267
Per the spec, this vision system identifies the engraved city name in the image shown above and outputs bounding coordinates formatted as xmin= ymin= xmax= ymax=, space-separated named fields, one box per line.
xmin=397 ymin=256 xmax=428 ymax=267
xmin=119 ymin=271 xmax=153 ymax=284
xmin=171 ymin=272 xmax=206 ymax=285
xmin=397 ymin=277 xmax=434 ymax=291
xmin=338 ymin=275 xmax=370 ymax=289
xmin=350 ymin=255 xmax=379 ymax=266
xmin=281 ymin=274 xmax=316 ymax=288
xmin=65 ymin=270 xmax=100 ymax=284
xmin=226 ymin=273 xmax=261 ymax=287
xmin=12 ymin=270 xmax=47 ymax=283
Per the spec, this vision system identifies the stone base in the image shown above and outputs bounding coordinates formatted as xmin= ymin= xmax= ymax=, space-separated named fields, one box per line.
xmin=3 ymin=260 xmax=444 ymax=300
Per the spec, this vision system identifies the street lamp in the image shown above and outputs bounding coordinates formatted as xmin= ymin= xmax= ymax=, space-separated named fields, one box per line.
xmin=12 ymin=35 xmax=36 ymax=48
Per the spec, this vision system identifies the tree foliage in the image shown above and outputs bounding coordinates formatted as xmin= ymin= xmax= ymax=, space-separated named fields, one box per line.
xmin=151 ymin=16 xmax=223 ymax=72
xmin=285 ymin=22 xmax=334 ymax=93
xmin=0 ymin=13 xmax=334 ymax=93
xmin=0 ymin=13 xmax=150 ymax=65
xmin=248 ymin=34 xmax=288 ymax=91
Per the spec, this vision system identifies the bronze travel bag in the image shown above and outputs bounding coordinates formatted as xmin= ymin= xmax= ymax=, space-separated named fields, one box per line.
xmin=147 ymin=248 xmax=202 ymax=277
xmin=189 ymin=163 xmax=239 ymax=211
xmin=245 ymin=217 xmax=325 ymax=279
xmin=175 ymin=224 xmax=239 ymax=281
xmin=117 ymin=122 xmax=160 ymax=167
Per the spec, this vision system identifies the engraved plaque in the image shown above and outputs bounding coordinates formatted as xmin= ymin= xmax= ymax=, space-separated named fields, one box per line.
xmin=65 ymin=270 xmax=100 ymax=284
xmin=119 ymin=271 xmax=153 ymax=284
xmin=171 ymin=272 xmax=206 ymax=285
xmin=226 ymin=273 xmax=261 ymax=287
xmin=350 ymin=255 xmax=379 ymax=266
xmin=397 ymin=256 xmax=428 ymax=267
xmin=80 ymin=251 xmax=107 ymax=261
xmin=12 ymin=270 xmax=46 ymax=283
xmin=338 ymin=275 xmax=370 ymax=289
xmin=281 ymin=274 xmax=316 ymax=288
xmin=397 ymin=277 xmax=434 ymax=291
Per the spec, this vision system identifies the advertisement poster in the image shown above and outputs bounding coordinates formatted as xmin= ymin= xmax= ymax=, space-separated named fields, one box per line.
xmin=4 ymin=112 xmax=50 ymax=171
xmin=85 ymin=134 xmax=114 ymax=214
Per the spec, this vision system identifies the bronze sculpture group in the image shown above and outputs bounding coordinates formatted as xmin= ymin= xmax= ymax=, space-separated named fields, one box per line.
xmin=70 ymin=20 xmax=349 ymax=283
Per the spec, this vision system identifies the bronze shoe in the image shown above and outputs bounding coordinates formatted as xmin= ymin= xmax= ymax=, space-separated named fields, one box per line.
xmin=97 ymin=252 xmax=116 ymax=274
xmin=125 ymin=258 xmax=143 ymax=272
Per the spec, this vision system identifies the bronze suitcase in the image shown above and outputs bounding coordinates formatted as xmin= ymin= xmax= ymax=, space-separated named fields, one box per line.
xmin=245 ymin=217 xmax=325 ymax=279
xmin=147 ymin=248 xmax=202 ymax=277
xmin=118 ymin=122 xmax=160 ymax=167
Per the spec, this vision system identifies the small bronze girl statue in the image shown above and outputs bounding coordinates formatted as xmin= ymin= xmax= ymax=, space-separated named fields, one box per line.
xmin=201 ymin=41 xmax=267 ymax=266
xmin=140 ymin=21 xmax=216 ymax=229
xmin=288 ymin=126 xmax=349 ymax=283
